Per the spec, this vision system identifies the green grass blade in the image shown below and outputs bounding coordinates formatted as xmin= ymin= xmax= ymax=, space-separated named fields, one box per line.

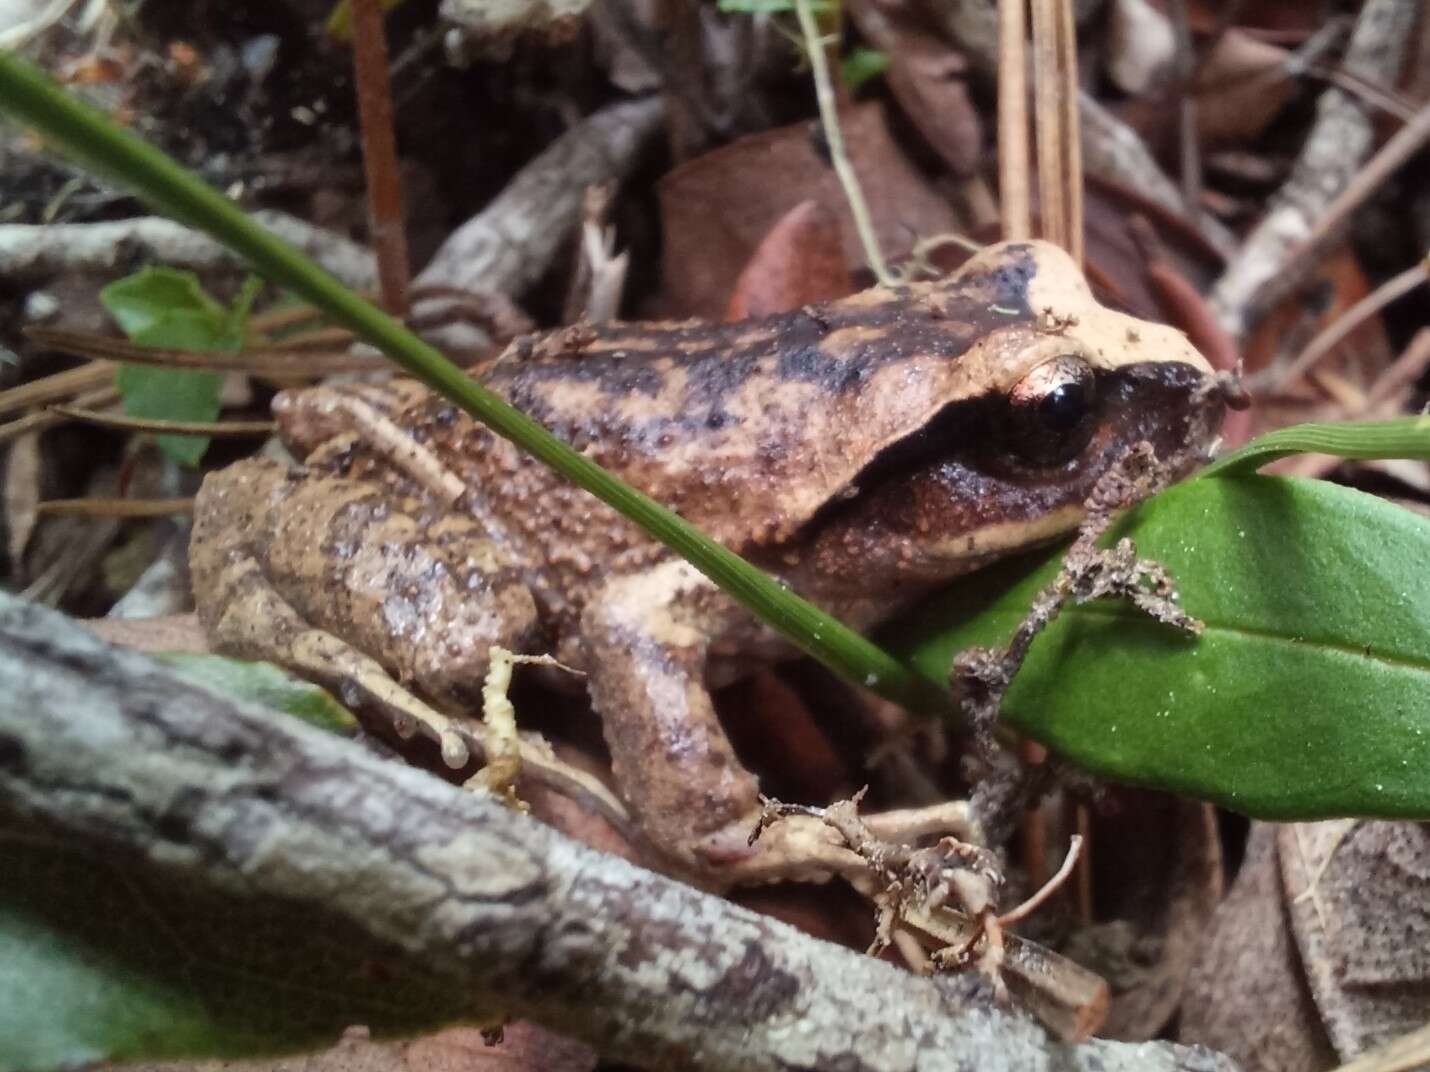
xmin=0 ymin=52 xmax=945 ymax=711
xmin=1202 ymin=416 xmax=1430 ymax=477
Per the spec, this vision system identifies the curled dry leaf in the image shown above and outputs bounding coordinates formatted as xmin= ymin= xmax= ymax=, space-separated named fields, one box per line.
xmin=658 ymin=102 xmax=960 ymax=318
xmin=845 ymin=0 xmax=983 ymax=178
xmin=3 ymin=429 xmax=41 ymax=575
xmin=1182 ymin=819 xmax=1430 ymax=1069
xmin=722 ymin=200 xmax=852 ymax=322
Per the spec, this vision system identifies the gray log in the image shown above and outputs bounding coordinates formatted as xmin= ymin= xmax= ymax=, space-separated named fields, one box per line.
xmin=0 ymin=592 xmax=1237 ymax=1072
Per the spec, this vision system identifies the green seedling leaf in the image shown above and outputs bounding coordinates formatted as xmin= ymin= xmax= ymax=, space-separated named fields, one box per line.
xmin=158 ymin=653 xmax=358 ymax=734
xmin=1201 ymin=415 xmax=1430 ymax=477
xmin=0 ymin=833 xmax=473 ymax=1072
xmin=100 ymin=269 xmax=257 ymax=467
xmin=888 ymin=475 xmax=1430 ymax=819
xmin=840 ymin=46 xmax=888 ymax=91
xmin=717 ymin=0 xmax=834 ymax=13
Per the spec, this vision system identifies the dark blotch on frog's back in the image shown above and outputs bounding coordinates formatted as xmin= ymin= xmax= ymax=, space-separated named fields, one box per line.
xmin=490 ymin=243 xmax=1039 ymax=420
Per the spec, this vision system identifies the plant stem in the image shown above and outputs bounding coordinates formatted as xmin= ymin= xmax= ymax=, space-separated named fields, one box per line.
xmin=792 ymin=0 xmax=894 ymax=287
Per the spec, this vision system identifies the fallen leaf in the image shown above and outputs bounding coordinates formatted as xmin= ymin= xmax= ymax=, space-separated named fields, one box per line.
xmin=723 ymin=200 xmax=852 ymax=320
xmin=658 ymin=102 xmax=960 ymax=318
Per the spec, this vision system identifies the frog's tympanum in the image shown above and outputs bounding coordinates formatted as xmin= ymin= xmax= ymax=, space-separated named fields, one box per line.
xmin=190 ymin=241 xmax=1224 ymax=876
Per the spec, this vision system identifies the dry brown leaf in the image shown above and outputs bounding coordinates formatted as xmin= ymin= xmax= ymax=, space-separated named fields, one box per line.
xmin=1280 ymin=821 xmax=1430 ymax=1059
xmin=1106 ymin=0 xmax=1175 ymax=98
xmin=657 ymin=102 xmax=961 ymax=318
xmin=846 ymin=0 xmax=983 ymax=179
xmin=722 ymin=200 xmax=852 ymax=321
xmin=1180 ymin=823 xmax=1338 ymax=1072
xmin=1195 ymin=30 xmax=1296 ymax=149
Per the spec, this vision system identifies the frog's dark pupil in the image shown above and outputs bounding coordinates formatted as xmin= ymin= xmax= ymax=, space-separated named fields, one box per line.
xmin=1038 ymin=382 xmax=1087 ymax=431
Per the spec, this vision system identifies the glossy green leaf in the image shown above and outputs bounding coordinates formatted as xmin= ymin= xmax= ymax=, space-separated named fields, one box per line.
xmin=840 ymin=47 xmax=888 ymax=91
xmin=100 ymin=269 xmax=256 ymax=466
xmin=158 ymin=653 xmax=358 ymax=734
xmin=888 ymin=475 xmax=1430 ymax=819
xmin=0 ymin=835 xmax=473 ymax=1071
xmin=1202 ymin=416 xmax=1430 ymax=477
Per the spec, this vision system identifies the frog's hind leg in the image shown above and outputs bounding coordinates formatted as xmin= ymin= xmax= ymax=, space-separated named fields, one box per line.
xmin=583 ymin=559 xmax=991 ymax=886
xmin=193 ymin=456 xmax=539 ymax=705
xmin=579 ymin=560 xmax=765 ymax=875
xmin=191 ymin=456 xmax=631 ymax=826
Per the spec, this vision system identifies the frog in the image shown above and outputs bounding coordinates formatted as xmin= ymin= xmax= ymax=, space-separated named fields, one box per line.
xmin=189 ymin=239 xmax=1226 ymax=880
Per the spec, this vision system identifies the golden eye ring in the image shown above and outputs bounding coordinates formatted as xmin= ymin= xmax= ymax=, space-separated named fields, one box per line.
xmin=1005 ymin=355 xmax=1097 ymax=465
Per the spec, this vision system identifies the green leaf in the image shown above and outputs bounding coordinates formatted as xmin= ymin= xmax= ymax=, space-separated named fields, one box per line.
xmin=158 ymin=653 xmax=358 ymax=734
xmin=887 ymin=476 xmax=1430 ymax=819
xmin=840 ymin=46 xmax=888 ymax=91
xmin=1202 ymin=416 xmax=1430 ymax=477
xmin=717 ymin=0 xmax=833 ymax=13
xmin=100 ymin=268 xmax=252 ymax=467
xmin=0 ymin=835 xmax=474 ymax=1071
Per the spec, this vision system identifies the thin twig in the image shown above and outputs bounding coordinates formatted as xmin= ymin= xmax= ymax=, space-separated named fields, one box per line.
xmin=997 ymin=0 xmax=1030 ymax=241
xmin=0 ymin=386 xmax=118 ymax=444
xmin=0 ymin=360 xmax=112 ymax=419
xmin=1208 ymin=0 xmax=1418 ymax=337
xmin=1029 ymin=0 xmax=1082 ymax=264
xmin=1030 ymin=0 xmax=1066 ymax=253
xmin=36 ymin=496 xmax=194 ymax=518
xmin=1257 ymin=98 xmax=1430 ymax=325
xmin=999 ymin=836 xmax=1083 ymax=926
xmin=49 ymin=406 xmax=276 ymax=437
xmin=1270 ymin=258 xmax=1429 ymax=392
xmin=792 ymin=0 xmax=893 ymax=286
xmin=27 ymin=328 xmax=386 ymax=377
xmin=349 ymin=0 xmax=411 ymax=315
xmin=1166 ymin=0 xmax=1201 ymax=226
xmin=0 ymin=593 xmax=1238 ymax=1072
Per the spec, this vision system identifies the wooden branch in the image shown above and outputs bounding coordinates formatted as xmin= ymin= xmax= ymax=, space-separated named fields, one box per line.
xmin=0 ymin=210 xmax=377 ymax=289
xmin=1207 ymin=0 xmax=1417 ymax=339
xmin=413 ymin=97 xmax=662 ymax=300
xmin=0 ymin=592 xmax=1240 ymax=1072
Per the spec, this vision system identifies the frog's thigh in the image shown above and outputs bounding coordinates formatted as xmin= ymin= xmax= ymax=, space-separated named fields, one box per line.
xmin=580 ymin=560 xmax=761 ymax=863
xmin=192 ymin=458 xmax=539 ymax=706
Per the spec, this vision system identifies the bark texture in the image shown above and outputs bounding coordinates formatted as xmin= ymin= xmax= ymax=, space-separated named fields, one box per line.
xmin=0 ymin=210 xmax=378 ymax=289
xmin=1207 ymin=0 xmax=1417 ymax=337
xmin=0 ymin=592 xmax=1239 ymax=1072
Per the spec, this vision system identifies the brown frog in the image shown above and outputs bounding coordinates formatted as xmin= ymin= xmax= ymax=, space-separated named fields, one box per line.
xmin=189 ymin=240 xmax=1225 ymax=877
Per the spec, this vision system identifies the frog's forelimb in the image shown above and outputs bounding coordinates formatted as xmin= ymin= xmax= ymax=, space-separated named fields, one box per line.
xmin=951 ymin=441 xmax=1204 ymax=834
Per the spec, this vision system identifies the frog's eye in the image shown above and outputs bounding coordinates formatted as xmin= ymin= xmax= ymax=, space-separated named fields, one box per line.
xmin=1004 ymin=355 xmax=1097 ymax=465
